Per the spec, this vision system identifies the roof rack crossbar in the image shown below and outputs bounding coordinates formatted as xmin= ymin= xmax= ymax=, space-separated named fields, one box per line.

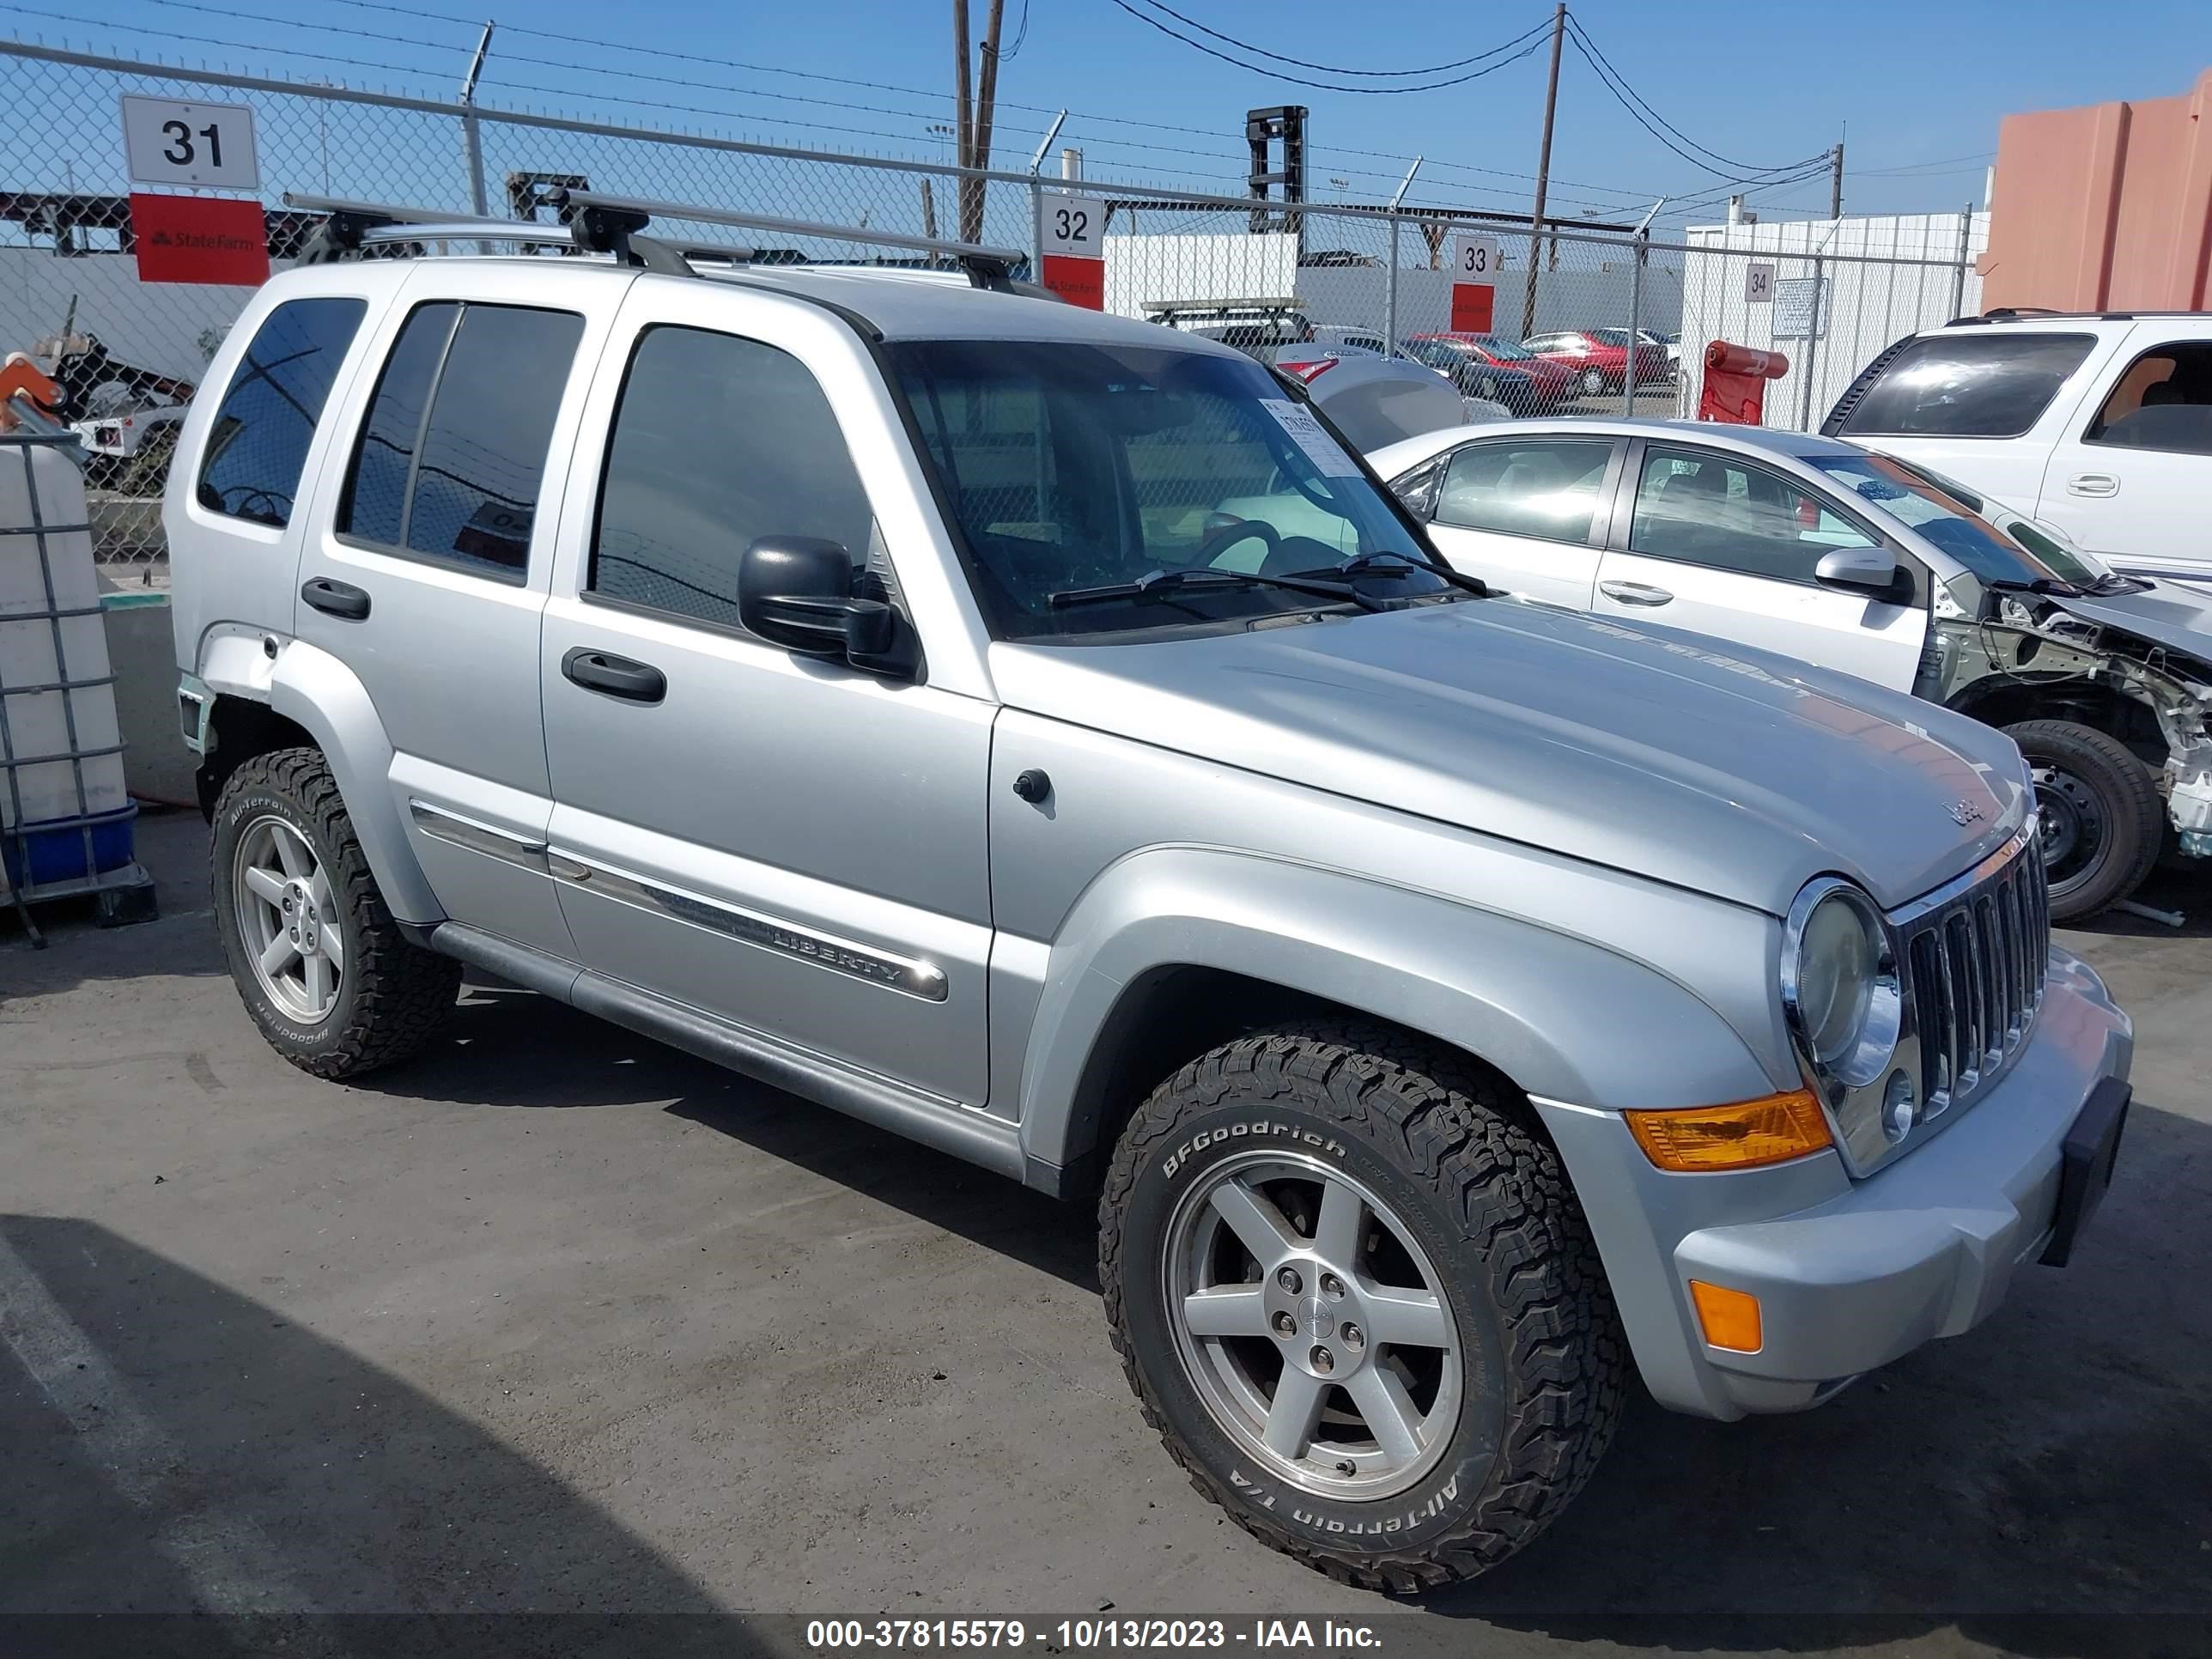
xmin=550 ymin=188 xmax=1025 ymax=291
xmin=281 ymin=191 xmax=696 ymax=276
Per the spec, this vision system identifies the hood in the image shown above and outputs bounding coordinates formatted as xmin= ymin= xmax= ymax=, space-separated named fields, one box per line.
xmin=991 ymin=599 xmax=2030 ymax=915
xmin=2048 ymin=583 xmax=2212 ymax=675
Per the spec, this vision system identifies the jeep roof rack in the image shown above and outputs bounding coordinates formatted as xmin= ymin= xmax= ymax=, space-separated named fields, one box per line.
xmin=282 ymin=190 xmax=1029 ymax=292
xmin=552 ymin=189 xmax=1026 ymax=292
xmin=1141 ymin=295 xmax=1304 ymax=316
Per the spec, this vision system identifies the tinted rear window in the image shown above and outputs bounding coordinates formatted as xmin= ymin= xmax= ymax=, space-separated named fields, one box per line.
xmin=195 ymin=297 xmax=366 ymax=527
xmin=337 ymin=301 xmax=583 ymax=580
xmin=1838 ymin=332 xmax=2096 ymax=438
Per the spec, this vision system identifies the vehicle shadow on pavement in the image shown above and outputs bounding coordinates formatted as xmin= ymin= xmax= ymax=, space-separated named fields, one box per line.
xmin=1426 ymin=1091 xmax=2212 ymax=1655
xmin=0 ymin=1212 xmax=736 ymax=1642
xmin=378 ymin=982 xmax=1101 ymax=1295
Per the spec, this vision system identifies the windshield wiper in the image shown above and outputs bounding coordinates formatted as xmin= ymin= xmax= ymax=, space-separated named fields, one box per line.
xmin=1048 ymin=567 xmax=1387 ymax=613
xmin=2081 ymin=573 xmax=2152 ymax=596
xmin=1320 ymin=550 xmax=1490 ymax=597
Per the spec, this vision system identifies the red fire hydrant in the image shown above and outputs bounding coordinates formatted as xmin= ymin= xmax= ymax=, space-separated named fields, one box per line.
xmin=1698 ymin=342 xmax=1790 ymax=425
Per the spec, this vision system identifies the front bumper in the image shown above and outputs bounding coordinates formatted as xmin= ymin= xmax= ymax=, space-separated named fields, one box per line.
xmin=1534 ymin=947 xmax=2133 ymax=1420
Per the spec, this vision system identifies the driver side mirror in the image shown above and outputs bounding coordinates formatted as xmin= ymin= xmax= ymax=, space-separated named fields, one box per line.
xmin=1814 ymin=545 xmax=1904 ymax=596
xmin=737 ymin=537 xmax=908 ymax=674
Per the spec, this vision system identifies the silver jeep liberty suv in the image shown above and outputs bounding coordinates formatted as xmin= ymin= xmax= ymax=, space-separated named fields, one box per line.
xmin=167 ymin=196 xmax=2132 ymax=1592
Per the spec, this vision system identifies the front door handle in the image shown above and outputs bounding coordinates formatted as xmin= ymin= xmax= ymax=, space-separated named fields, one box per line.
xmin=2066 ymin=473 xmax=2120 ymax=498
xmin=300 ymin=576 xmax=371 ymax=620
xmin=562 ymin=647 xmax=666 ymax=705
xmin=1600 ymin=579 xmax=1674 ymax=607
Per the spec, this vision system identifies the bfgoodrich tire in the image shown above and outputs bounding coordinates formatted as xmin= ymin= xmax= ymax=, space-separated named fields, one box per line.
xmin=1098 ymin=1023 xmax=1626 ymax=1593
xmin=211 ymin=747 xmax=460 ymax=1079
xmin=2007 ymin=719 xmax=2162 ymax=921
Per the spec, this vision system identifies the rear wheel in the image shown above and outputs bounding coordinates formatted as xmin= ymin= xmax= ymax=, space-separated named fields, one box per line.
xmin=1580 ymin=366 xmax=1607 ymax=397
xmin=1099 ymin=1023 xmax=1625 ymax=1592
xmin=2007 ymin=719 xmax=2162 ymax=921
xmin=212 ymin=748 xmax=460 ymax=1077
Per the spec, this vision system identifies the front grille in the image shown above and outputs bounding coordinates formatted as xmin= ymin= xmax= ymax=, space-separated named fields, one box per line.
xmin=1898 ymin=838 xmax=2049 ymax=1117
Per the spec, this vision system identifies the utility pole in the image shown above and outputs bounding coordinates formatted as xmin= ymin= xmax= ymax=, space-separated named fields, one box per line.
xmin=1828 ymin=139 xmax=1844 ymax=220
xmin=1521 ymin=3 xmax=1567 ymax=338
xmin=952 ymin=0 xmax=1008 ymax=245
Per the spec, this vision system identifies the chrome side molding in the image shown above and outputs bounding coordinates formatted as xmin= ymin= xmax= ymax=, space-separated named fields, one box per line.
xmin=408 ymin=800 xmax=550 ymax=875
xmin=548 ymin=853 xmax=950 ymax=1002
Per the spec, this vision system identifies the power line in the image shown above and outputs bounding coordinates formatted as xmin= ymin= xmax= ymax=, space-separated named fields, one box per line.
xmin=1562 ymin=12 xmax=1829 ymax=184
xmin=305 ymin=0 xmax=1240 ymax=144
xmin=1000 ymin=0 xmax=1030 ymax=63
xmin=1115 ymin=0 xmax=1553 ymax=79
xmin=1563 ymin=14 xmax=1814 ymax=177
xmin=1102 ymin=0 xmax=1553 ymax=94
xmin=110 ymin=0 xmax=1303 ymax=173
xmin=1853 ymin=153 xmax=1995 ymax=176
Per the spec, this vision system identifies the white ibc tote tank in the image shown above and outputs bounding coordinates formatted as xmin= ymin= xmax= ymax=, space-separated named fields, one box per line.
xmin=0 ymin=433 xmax=148 ymax=934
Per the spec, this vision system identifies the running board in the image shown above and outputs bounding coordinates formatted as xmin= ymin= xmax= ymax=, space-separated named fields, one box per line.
xmin=425 ymin=921 xmax=1030 ymax=1184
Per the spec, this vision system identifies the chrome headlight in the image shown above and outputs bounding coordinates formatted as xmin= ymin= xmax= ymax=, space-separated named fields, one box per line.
xmin=1781 ymin=878 xmax=1902 ymax=1101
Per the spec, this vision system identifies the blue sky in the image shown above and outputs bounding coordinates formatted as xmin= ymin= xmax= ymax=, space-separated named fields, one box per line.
xmin=28 ymin=0 xmax=2212 ymax=227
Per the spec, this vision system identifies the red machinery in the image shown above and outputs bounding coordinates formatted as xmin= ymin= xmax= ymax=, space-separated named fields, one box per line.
xmin=1698 ymin=341 xmax=1790 ymax=425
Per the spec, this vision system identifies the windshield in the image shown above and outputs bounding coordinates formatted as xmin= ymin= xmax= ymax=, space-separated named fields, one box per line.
xmin=891 ymin=339 xmax=1456 ymax=640
xmin=1474 ymin=336 xmax=1537 ymax=361
xmin=1589 ymin=329 xmax=1633 ymax=347
xmin=1810 ymin=453 xmax=2110 ymax=587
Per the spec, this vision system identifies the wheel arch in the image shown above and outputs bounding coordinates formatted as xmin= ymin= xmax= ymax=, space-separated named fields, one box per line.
xmin=196 ymin=630 xmax=441 ymax=924
xmin=1946 ymin=677 xmax=2165 ymax=763
xmin=1014 ymin=848 xmax=1778 ymax=1190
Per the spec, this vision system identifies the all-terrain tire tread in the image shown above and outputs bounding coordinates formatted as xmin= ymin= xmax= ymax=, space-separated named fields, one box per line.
xmin=1097 ymin=1020 xmax=1626 ymax=1594
xmin=215 ymin=747 xmax=459 ymax=1079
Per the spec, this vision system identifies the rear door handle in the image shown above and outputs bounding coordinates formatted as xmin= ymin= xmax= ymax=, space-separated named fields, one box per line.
xmin=2066 ymin=473 xmax=2120 ymax=498
xmin=562 ymin=647 xmax=666 ymax=705
xmin=300 ymin=576 xmax=371 ymax=620
xmin=1599 ymin=580 xmax=1674 ymax=607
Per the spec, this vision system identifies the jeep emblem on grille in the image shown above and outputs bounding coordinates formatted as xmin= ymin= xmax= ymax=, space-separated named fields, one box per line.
xmin=1946 ymin=799 xmax=1985 ymax=825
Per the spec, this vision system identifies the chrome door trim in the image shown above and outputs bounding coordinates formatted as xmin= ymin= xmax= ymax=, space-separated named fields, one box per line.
xmin=548 ymin=852 xmax=951 ymax=1002
xmin=408 ymin=799 xmax=550 ymax=874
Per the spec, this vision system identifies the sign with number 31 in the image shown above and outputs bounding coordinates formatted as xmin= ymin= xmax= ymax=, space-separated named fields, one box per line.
xmin=120 ymin=94 xmax=261 ymax=191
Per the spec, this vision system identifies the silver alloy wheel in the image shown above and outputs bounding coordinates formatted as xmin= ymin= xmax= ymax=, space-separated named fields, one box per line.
xmin=1581 ymin=366 xmax=1606 ymax=396
xmin=233 ymin=814 xmax=345 ymax=1025
xmin=1163 ymin=1151 xmax=1462 ymax=1501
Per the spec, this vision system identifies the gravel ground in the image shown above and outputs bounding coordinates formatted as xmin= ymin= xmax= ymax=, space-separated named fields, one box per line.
xmin=3 ymin=809 xmax=2208 ymax=1658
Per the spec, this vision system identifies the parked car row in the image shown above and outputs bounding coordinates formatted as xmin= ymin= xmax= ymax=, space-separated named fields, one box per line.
xmin=167 ymin=224 xmax=2136 ymax=1599
xmin=1365 ymin=416 xmax=2212 ymax=920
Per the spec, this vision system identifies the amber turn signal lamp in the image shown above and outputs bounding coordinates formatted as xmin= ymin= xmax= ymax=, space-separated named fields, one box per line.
xmin=1689 ymin=1280 xmax=1764 ymax=1352
xmin=1623 ymin=1090 xmax=1832 ymax=1172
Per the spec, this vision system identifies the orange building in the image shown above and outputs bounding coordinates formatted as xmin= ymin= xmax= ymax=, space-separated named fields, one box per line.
xmin=1979 ymin=69 xmax=2212 ymax=312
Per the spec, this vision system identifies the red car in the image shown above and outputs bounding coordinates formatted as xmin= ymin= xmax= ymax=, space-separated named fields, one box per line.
xmin=1403 ymin=332 xmax=1580 ymax=413
xmin=1521 ymin=327 xmax=1673 ymax=397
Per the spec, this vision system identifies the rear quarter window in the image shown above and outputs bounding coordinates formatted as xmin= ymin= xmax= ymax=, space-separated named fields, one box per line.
xmin=194 ymin=296 xmax=367 ymax=527
xmin=1838 ymin=332 xmax=2096 ymax=439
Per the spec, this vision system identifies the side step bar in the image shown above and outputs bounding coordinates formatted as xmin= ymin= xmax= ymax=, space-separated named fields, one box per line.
xmin=425 ymin=921 xmax=1033 ymax=1186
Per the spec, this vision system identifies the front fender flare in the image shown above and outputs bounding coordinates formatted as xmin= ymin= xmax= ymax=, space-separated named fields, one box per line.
xmin=1014 ymin=847 xmax=1776 ymax=1171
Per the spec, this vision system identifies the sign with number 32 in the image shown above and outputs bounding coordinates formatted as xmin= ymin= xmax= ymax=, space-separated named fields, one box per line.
xmin=120 ymin=94 xmax=261 ymax=191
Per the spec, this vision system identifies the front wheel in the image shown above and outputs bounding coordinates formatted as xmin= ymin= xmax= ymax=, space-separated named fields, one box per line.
xmin=2007 ymin=719 xmax=2162 ymax=921
xmin=1580 ymin=367 xmax=1607 ymax=397
xmin=1099 ymin=1023 xmax=1626 ymax=1592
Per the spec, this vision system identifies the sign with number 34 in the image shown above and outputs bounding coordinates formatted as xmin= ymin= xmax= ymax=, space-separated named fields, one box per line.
xmin=120 ymin=94 xmax=261 ymax=191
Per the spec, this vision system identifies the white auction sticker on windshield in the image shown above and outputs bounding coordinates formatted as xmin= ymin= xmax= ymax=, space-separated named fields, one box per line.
xmin=1260 ymin=398 xmax=1361 ymax=477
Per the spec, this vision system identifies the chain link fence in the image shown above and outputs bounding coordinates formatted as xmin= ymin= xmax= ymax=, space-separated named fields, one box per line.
xmin=0 ymin=40 xmax=1981 ymax=580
